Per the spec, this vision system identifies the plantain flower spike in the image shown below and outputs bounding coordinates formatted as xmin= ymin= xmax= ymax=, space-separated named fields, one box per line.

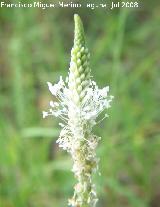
xmin=43 ymin=14 xmax=114 ymax=207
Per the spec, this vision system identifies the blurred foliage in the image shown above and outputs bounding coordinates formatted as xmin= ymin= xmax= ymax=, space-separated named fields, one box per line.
xmin=0 ymin=0 xmax=160 ymax=207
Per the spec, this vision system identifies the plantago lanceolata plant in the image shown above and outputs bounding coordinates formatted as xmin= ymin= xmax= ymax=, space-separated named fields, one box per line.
xmin=43 ymin=14 xmax=114 ymax=207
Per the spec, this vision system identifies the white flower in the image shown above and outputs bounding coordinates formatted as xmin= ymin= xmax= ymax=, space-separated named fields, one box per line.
xmin=43 ymin=14 xmax=114 ymax=207
xmin=43 ymin=77 xmax=113 ymax=153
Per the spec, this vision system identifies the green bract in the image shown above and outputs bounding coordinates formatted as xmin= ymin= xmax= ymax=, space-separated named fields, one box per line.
xmin=69 ymin=15 xmax=90 ymax=104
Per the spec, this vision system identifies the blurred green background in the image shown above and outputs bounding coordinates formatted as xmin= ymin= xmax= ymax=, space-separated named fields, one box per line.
xmin=0 ymin=0 xmax=160 ymax=207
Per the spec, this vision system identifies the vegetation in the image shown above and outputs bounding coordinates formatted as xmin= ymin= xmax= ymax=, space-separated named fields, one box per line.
xmin=0 ymin=1 xmax=159 ymax=207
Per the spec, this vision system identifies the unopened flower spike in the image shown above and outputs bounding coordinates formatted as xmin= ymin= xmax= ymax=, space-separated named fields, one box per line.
xmin=43 ymin=14 xmax=114 ymax=207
